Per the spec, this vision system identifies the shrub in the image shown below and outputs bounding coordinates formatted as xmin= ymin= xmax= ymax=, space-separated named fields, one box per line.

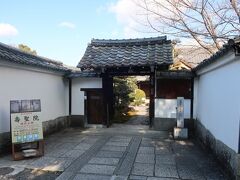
xmin=132 ymin=89 xmax=146 ymax=106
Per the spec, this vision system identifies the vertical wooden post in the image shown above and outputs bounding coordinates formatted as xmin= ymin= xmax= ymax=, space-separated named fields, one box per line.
xmin=108 ymin=76 xmax=114 ymax=122
xmin=149 ymin=66 xmax=155 ymax=128
xmin=102 ymin=72 xmax=107 ymax=126
xmin=238 ymin=120 xmax=240 ymax=154
xmin=69 ymin=78 xmax=72 ymax=115
xmin=190 ymin=78 xmax=194 ymax=120
xmin=102 ymin=72 xmax=113 ymax=127
xmin=84 ymin=91 xmax=88 ymax=125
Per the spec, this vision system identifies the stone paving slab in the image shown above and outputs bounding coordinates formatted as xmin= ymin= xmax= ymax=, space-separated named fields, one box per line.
xmin=177 ymin=163 xmax=205 ymax=180
xmin=140 ymin=142 xmax=155 ymax=147
xmin=58 ymin=137 xmax=84 ymax=143
xmin=56 ymin=172 xmax=75 ymax=180
xmin=79 ymin=164 xmax=116 ymax=175
xmin=109 ymin=138 xmax=132 ymax=143
xmin=138 ymin=147 xmax=155 ymax=154
xmin=61 ymin=150 xmax=85 ymax=158
xmin=62 ymin=136 xmax=110 ymax=174
xmin=110 ymin=136 xmax=132 ymax=140
xmin=101 ymin=145 xmax=127 ymax=152
xmin=155 ymin=164 xmax=179 ymax=178
xmin=42 ymin=157 xmax=74 ymax=171
xmin=135 ymin=154 xmax=155 ymax=164
xmin=132 ymin=163 xmax=154 ymax=176
xmin=74 ymin=143 xmax=93 ymax=150
xmin=73 ymin=173 xmax=111 ymax=180
xmin=129 ymin=175 xmax=147 ymax=180
xmin=0 ymin=125 xmax=231 ymax=180
xmin=96 ymin=151 xmax=124 ymax=158
xmin=195 ymin=155 xmax=220 ymax=168
xmin=147 ymin=177 xmax=180 ymax=180
xmin=44 ymin=142 xmax=63 ymax=153
xmin=89 ymin=157 xmax=119 ymax=165
xmin=106 ymin=142 xmax=130 ymax=147
xmin=155 ymin=155 xmax=175 ymax=165
xmin=155 ymin=146 xmax=173 ymax=155
xmin=0 ymin=155 xmax=34 ymax=167
xmin=115 ymin=137 xmax=141 ymax=176
xmin=200 ymin=166 xmax=226 ymax=180
xmin=80 ymin=137 xmax=99 ymax=144
xmin=45 ymin=142 xmax=79 ymax=157
xmin=142 ymin=139 xmax=167 ymax=145
xmin=29 ymin=157 xmax=56 ymax=169
xmin=155 ymin=141 xmax=171 ymax=146
xmin=29 ymin=157 xmax=74 ymax=171
xmin=111 ymin=175 xmax=128 ymax=180
xmin=175 ymin=154 xmax=197 ymax=165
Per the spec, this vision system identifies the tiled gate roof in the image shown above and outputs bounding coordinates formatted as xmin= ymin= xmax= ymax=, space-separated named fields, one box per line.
xmin=78 ymin=36 xmax=173 ymax=69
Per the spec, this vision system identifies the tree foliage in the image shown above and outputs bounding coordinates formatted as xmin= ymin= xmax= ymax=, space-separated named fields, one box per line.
xmin=18 ymin=44 xmax=37 ymax=55
xmin=136 ymin=0 xmax=240 ymax=54
xmin=132 ymin=89 xmax=146 ymax=106
xmin=113 ymin=77 xmax=138 ymax=110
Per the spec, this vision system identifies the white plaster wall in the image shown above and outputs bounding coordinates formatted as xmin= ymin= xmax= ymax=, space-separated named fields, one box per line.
xmin=193 ymin=77 xmax=199 ymax=119
xmin=71 ymin=78 xmax=102 ymax=115
xmin=0 ymin=63 xmax=69 ymax=133
xmin=155 ymin=99 xmax=191 ymax=118
xmin=195 ymin=53 xmax=240 ymax=152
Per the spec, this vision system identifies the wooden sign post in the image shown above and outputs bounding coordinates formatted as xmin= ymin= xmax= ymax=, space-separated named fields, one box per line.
xmin=10 ymin=100 xmax=44 ymax=160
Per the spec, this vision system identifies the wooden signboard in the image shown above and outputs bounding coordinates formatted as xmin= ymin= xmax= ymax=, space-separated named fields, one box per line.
xmin=10 ymin=99 xmax=44 ymax=160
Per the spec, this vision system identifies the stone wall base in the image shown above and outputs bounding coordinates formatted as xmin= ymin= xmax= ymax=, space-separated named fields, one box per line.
xmin=42 ymin=116 xmax=70 ymax=136
xmin=0 ymin=115 xmax=85 ymax=154
xmin=153 ymin=118 xmax=194 ymax=136
xmin=69 ymin=115 xmax=85 ymax=127
xmin=0 ymin=132 xmax=11 ymax=154
xmin=195 ymin=119 xmax=238 ymax=180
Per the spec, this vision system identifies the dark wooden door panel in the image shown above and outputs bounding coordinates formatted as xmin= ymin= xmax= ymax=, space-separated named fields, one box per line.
xmin=87 ymin=91 xmax=104 ymax=124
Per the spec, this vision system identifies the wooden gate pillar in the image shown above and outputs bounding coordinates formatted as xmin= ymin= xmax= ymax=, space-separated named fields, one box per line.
xmin=102 ymin=72 xmax=113 ymax=127
xmin=149 ymin=66 xmax=155 ymax=128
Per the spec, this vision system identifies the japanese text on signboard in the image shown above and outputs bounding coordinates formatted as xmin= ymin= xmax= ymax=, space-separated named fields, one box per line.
xmin=10 ymin=100 xmax=43 ymax=144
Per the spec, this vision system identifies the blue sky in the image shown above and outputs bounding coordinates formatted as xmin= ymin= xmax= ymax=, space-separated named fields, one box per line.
xmin=0 ymin=0 xmax=158 ymax=66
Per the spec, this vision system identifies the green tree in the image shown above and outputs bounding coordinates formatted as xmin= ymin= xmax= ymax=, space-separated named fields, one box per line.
xmin=18 ymin=44 xmax=37 ymax=55
xmin=132 ymin=89 xmax=146 ymax=106
xmin=113 ymin=77 xmax=138 ymax=111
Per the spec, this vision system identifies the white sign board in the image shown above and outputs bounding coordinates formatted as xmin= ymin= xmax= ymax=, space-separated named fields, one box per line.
xmin=10 ymin=100 xmax=43 ymax=144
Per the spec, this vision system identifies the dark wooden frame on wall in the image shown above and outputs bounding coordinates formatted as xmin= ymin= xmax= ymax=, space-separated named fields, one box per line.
xmin=155 ymin=71 xmax=194 ymax=120
xmin=80 ymin=88 xmax=106 ymax=125
xmin=12 ymin=141 xmax=44 ymax=161
xmin=155 ymin=78 xmax=192 ymax=99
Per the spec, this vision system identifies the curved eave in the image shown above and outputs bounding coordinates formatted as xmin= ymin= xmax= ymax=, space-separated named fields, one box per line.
xmin=78 ymin=62 xmax=172 ymax=70
xmin=193 ymin=45 xmax=234 ymax=72
xmin=0 ymin=56 xmax=70 ymax=73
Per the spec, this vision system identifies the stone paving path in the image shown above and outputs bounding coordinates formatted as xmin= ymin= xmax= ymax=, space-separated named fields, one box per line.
xmin=0 ymin=124 xmax=230 ymax=180
xmin=125 ymin=105 xmax=149 ymax=125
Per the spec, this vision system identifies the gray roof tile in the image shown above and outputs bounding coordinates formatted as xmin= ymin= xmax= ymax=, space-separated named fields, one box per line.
xmin=0 ymin=42 xmax=70 ymax=72
xmin=194 ymin=44 xmax=235 ymax=71
xmin=77 ymin=36 xmax=173 ymax=69
xmin=175 ymin=46 xmax=213 ymax=67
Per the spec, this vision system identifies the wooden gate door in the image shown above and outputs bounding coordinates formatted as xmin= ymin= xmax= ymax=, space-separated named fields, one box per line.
xmin=87 ymin=90 xmax=104 ymax=124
